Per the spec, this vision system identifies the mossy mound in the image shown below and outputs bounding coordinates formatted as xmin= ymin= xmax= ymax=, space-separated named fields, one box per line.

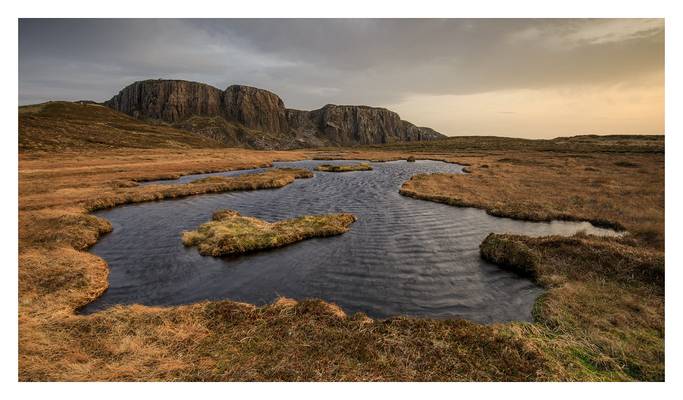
xmin=479 ymin=233 xmax=540 ymax=279
xmin=315 ymin=163 xmax=372 ymax=172
xmin=480 ymin=233 xmax=664 ymax=289
xmin=479 ymin=233 xmax=664 ymax=380
xmin=182 ymin=210 xmax=356 ymax=256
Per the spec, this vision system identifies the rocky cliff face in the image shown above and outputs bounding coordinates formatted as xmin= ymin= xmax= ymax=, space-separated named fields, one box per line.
xmin=222 ymin=85 xmax=290 ymax=134
xmin=309 ymin=105 xmax=443 ymax=146
xmin=105 ymin=80 xmax=223 ymax=122
xmin=105 ymin=79 xmax=445 ymax=149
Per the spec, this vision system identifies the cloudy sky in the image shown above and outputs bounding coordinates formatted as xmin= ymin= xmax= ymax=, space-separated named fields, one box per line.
xmin=19 ymin=19 xmax=664 ymax=138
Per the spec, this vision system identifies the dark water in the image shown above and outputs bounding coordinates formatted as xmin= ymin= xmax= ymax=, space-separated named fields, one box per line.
xmin=82 ymin=160 xmax=617 ymax=323
xmin=138 ymin=166 xmax=271 ymax=186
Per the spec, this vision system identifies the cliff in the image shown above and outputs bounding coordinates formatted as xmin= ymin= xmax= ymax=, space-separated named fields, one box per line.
xmin=105 ymin=79 xmax=446 ymax=149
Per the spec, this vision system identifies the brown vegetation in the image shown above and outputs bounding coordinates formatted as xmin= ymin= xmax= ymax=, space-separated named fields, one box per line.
xmin=399 ymin=149 xmax=663 ymax=247
xmin=481 ymin=234 xmax=663 ymax=380
xmin=18 ymin=133 xmax=664 ymax=381
xmin=388 ymin=136 xmax=665 ymax=380
xmin=19 ymin=148 xmax=548 ymax=381
xmin=363 ymin=134 xmax=664 ymax=154
xmin=182 ymin=210 xmax=356 ymax=256
xmin=19 ymin=102 xmax=224 ymax=151
xmin=314 ymin=163 xmax=372 ymax=172
xmin=86 ymin=168 xmax=313 ymax=212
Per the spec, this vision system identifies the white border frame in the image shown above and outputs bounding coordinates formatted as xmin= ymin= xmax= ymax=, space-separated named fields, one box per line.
xmin=3 ymin=0 xmax=679 ymax=397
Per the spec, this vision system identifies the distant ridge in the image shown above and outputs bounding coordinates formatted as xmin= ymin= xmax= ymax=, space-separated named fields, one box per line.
xmin=104 ymin=79 xmax=445 ymax=149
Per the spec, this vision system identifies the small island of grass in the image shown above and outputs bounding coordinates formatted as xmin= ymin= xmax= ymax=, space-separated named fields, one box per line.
xmin=189 ymin=167 xmax=313 ymax=187
xmin=182 ymin=209 xmax=357 ymax=256
xmin=315 ymin=163 xmax=372 ymax=172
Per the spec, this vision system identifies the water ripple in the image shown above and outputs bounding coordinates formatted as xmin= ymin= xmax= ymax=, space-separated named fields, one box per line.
xmin=82 ymin=160 xmax=617 ymax=323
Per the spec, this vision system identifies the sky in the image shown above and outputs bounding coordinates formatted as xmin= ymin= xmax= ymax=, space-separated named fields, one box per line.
xmin=18 ymin=18 xmax=664 ymax=138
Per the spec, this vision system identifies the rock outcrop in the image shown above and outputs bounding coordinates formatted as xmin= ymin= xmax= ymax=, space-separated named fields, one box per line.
xmin=309 ymin=105 xmax=443 ymax=146
xmin=105 ymin=80 xmax=224 ymax=122
xmin=105 ymin=79 xmax=445 ymax=149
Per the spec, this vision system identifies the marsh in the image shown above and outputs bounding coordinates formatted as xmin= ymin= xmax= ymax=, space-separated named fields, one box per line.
xmin=82 ymin=160 xmax=616 ymax=322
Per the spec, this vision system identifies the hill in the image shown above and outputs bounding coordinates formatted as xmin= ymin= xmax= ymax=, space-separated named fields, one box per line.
xmin=19 ymin=101 xmax=224 ymax=152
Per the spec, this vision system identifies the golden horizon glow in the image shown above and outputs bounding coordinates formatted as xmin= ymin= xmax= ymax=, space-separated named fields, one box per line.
xmin=390 ymin=71 xmax=664 ymax=138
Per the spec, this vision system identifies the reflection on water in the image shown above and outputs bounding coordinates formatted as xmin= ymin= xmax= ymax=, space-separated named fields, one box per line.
xmin=82 ymin=160 xmax=617 ymax=323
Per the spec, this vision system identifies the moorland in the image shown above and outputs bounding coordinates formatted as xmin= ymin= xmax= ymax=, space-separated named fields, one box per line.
xmin=18 ymin=100 xmax=664 ymax=381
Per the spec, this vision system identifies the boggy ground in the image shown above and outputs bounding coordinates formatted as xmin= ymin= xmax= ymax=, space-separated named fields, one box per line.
xmin=18 ymin=135 xmax=664 ymax=381
xmin=182 ymin=210 xmax=356 ymax=256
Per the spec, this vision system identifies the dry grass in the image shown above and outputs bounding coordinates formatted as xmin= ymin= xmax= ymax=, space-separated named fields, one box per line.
xmin=399 ymin=151 xmax=664 ymax=247
xmin=480 ymin=234 xmax=663 ymax=381
xmin=21 ymin=297 xmax=546 ymax=381
xmin=308 ymin=137 xmax=664 ymax=380
xmin=19 ymin=102 xmax=224 ymax=151
xmin=381 ymin=136 xmax=665 ymax=381
xmin=84 ymin=168 xmax=313 ymax=212
xmin=182 ymin=210 xmax=356 ymax=256
xmin=315 ymin=163 xmax=372 ymax=172
xmin=19 ymin=149 xmax=306 ymax=211
xmin=362 ymin=134 xmax=664 ymax=154
xmin=19 ymin=147 xmax=548 ymax=381
xmin=18 ymin=134 xmax=664 ymax=381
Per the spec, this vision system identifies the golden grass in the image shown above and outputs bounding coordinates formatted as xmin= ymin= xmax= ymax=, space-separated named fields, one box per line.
xmin=399 ymin=151 xmax=664 ymax=247
xmin=382 ymin=137 xmax=665 ymax=381
xmin=362 ymin=134 xmax=664 ymax=154
xmin=308 ymin=137 xmax=664 ymax=380
xmin=19 ymin=102 xmax=224 ymax=151
xmin=182 ymin=210 xmax=356 ymax=256
xmin=84 ymin=168 xmax=313 ymax=212
xmin=18 ymin=135 xmax=664 ymax=381
xmin=315 ymin=163 xmax=372 ymax=172
xmin=20 ymin=148 xmax=547 ymax=381
xmin=19 ymin=149 xmax=306 ymax=210
xmin=481 ymin=234 xmax=663 ymax=381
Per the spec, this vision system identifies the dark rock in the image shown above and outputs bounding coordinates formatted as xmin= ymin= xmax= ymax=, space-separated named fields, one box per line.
xmin=105 ymin=79 xmax=223 ymax=122
xmin=223 ymin=85 xmax=289 ymax=134
xmin=105 ymin=79 xmax=446 ymax=149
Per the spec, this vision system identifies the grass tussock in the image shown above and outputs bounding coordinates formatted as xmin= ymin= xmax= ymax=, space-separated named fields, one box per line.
xmin=315 ymin=163 xmax=372 ymax=172
xmin=182 ymin=210 xmax=356 ymax=256
xmin=20 ymin=297 xmax=547 ymax=381
xmin=480 ymin=233 xmax=664 ymax=381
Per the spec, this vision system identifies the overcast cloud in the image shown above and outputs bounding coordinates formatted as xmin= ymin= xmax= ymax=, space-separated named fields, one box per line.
xmin=19 ymin=19 xmax=664 ymax=137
